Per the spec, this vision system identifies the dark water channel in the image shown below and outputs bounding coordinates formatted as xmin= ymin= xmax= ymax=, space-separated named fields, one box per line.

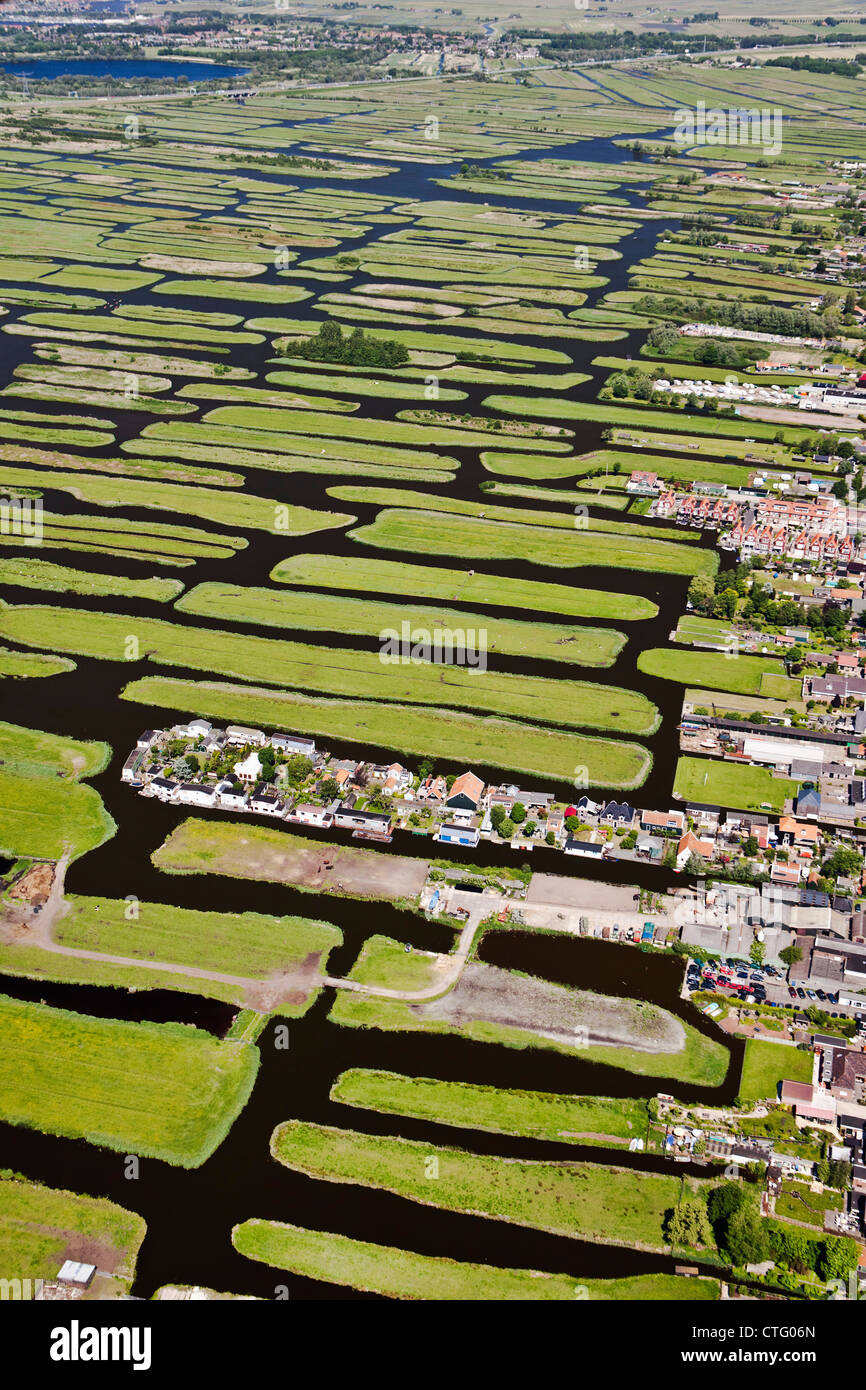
xmin=0 ymin=114 xmax=742 ymax=1297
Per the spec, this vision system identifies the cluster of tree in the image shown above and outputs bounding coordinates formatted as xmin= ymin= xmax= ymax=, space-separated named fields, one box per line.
xmin=636 ymin=293 xmax=829 ymax=339
xmin=821 ymin=845 xmax=863 ymax=882
xmin=765 ymin=55 xmax=862 ymax=77
xmin=490 ymin=802 xmax=530 ymax=840
xmin=457 ymin=163 xmax=508 ymax=181
xmin=282 ymin=321 xmax=409 ymax=368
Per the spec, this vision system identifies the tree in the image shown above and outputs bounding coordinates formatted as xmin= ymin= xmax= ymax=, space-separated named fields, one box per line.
xmin=497 ymin=816 xmax=516 ymax=840
xmin=510 ymin=802 xmax=527 ymax=824
xmin=318 ymin=776 xmax=340 ymax=801
xmin=283 ymin=754 xmax=313 ymax=789
xmin=723 ymin=1205 xmax=770 ymax=1266
xmin=817 ymin=1234 xmax=860 ymax=1281
xmin=779 ymin=944 xmax=803 ymax=968
xmin=749 ymin=939 xmax=766 ymax=965
xmin=665 ymin=1200 xmax=713 ymax=1250
xmin=822 ymin=847 xmax=862 ymax=881
xmin=708 ymin=1182 xmax=747 ymax=1231
xmin=688 ymin=573 xmax=716 ymax=611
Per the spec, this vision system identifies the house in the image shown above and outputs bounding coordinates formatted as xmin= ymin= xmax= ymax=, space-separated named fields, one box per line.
xmin=446 ymin=771 xmax=485 ymax=811
xmin=175 ymin=782 xmax=216 ymax=808
xmin=216 ymin=780 xmax=247 ymax=810
xmin=771 ymin=862 xmax=802 ymax=886
xmin=121 ymin=749 xmax=146 ymax=784
xmin=640 ymin=809 xmax=685 ymax=834
xmin=676 ymin=831 xmax=715 ymax=870
xmin=225 ymin=725 xmax=266 ymax=747
xmin=271 ymin=733 xmax=316 ymax=758
xmin=136 ymin=730 xmax=158 ymax=749
xmin=417 ymin=775 xmax=447 ymax=803
xmin=234 ymin=750 xmax=263 ymax=783
xmin=292 ymin=804 xmax=334 ymax=828
xmin=796 ymin=784 xmax=822 ymax=819
xmin=249 ymin=784 xmax=283 ymax=816
xmin=149 ymin=776 xmax=177 ymax=801
xmin=187 ymin=719 xmax=212 ymax=739
xmin=437 ymin=822 xmax=481 ymax=848
xmin=781 ymin=1080 xmax=837 ymax=1124
xmin=564 ymin=834 xmax=605 ymax=857
xmin=381 ymin=763 xmax=412 ymax=796
xmin=333 ymin=808 xmax=393 ymax=834
xmin=599 ymin=801 xmax=635 ymax=827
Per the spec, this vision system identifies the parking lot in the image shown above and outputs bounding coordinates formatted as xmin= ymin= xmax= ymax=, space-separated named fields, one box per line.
xmin=684 ymin=957 xmax=860 ymax=1020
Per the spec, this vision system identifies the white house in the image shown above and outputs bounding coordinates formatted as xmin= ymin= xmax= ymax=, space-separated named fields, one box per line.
xmin=234 ymin=750 xmax=263 ymax=783
xmin=226 ymin=725 xmax=266 ymax=747
xmin=187 ymin=719 xmax=212 ymax=740
xmin=175 ymin=783 xmax=216 ymax=808
xmin=249 ymin=785 xmax=283 ymax=816
xmin=292 ymin=803 xmax=334 ymax=828
xmin=217 ymin=780 xmax=247 ymax=810
xmin=271 ymin=733 xmax=316 ymax=757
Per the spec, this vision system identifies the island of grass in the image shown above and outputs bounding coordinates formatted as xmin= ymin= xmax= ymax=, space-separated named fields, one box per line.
xmin=0 ymin=601 xmax=659 ymax=738
xmin=674 ymin=756 xmax=797 ymax=815
xmin=175 ymin=581 xmax=626 ymax=668
xmin=0 ymin=993 xmax=259 ymax=1167
xmin=0 ymin=1174 xmax=145 ymax=1299
xmin=0 ymin=719 xmax=114 ymax=860
xmin=270 ymin=1121 xmax=704 ymax=1251
xmin=0 ymin=648 xmax=74 ymax=679
xmin=349 ymin=509 xmax=715 ymax=578
xmin=332 ymin=1069 xmax=653 ymax=1148
xmin=232 ymin=1220 xmax=718 ymax=1302
xmin=330 ymin=956 xmax=729 ymax=1086
xmin=121 ymin=676 xmax=653 ymax=789
xmin=271 ymin=552 xmax=658 ymax=621
xmin=0 ymin=556 xmax=183 ymax=603
xmin=738 ymin=1038 xmax=813 ymax=1106
xmin=637 ymin=648 xmax=788 ymax=696
xmin=36 ymin=895 xmax=342 ymax=1013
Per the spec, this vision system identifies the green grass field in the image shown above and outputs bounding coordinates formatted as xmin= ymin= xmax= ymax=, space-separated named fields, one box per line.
xmin=0 ymin=993 xmax=259 ymax=1166
xmin=56 ymin=896 xmax=341 ymax=1004
xmin=271 ymin=1121 xmax=700 ymax=1250
xmin=0 ymin=1175 xmax=145 ymax=1296
xmin=349 ymin=509 xmax=716 ymax=578
xmin=175 ymin=581 xmax=626 ymax=668
xmin=331 ymin=1070 xmax=652 ymax=1148
xmin=271 ymin=552 xmax=658 ymax=620
xmin=638 ymin=648 xmax=787 ymax=695
xmin=0 ymin=601 xmax=659 ymax=738
xmin=0 ymin=720 xmax=114 ymax=860
xmin=738 ymin=1039 xmax=814 ymax=1105
xmin=120 ymin=675 xmax=652 ymax=788
xmin=674 ymin=756 xmax=797 ymax=814
xmin=232 ymin=1220 xmax=719 ymax=1302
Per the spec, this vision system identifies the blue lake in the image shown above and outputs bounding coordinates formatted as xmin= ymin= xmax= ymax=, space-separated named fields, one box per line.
xmin=0 ymin=59 xmax=251 ymax=82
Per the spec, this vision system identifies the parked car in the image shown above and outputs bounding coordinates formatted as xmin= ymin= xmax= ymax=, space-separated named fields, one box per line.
xmin=807 ymin=990 xmax=817 ymax=1001
xmin=816 ymin=989 xmax=827 ymax=1001
xmin=797 ymin=988 xmax=806 ymax=999
xmin=789 ymin=986 xmax=798 ymax=998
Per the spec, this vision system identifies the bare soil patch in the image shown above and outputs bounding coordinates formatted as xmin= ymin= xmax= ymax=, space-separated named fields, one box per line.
xmin=414 ymin=963 xmax=685 ymax=1054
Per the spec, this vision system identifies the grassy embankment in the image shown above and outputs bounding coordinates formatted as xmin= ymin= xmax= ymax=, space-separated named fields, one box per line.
xmin=0 ymin=720 xmax=114 ymax=860
xmin=0 ymin=993 xmax=259 ymax=1167
xmin=232 ymin=1220 xmax=718 ymax=1302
